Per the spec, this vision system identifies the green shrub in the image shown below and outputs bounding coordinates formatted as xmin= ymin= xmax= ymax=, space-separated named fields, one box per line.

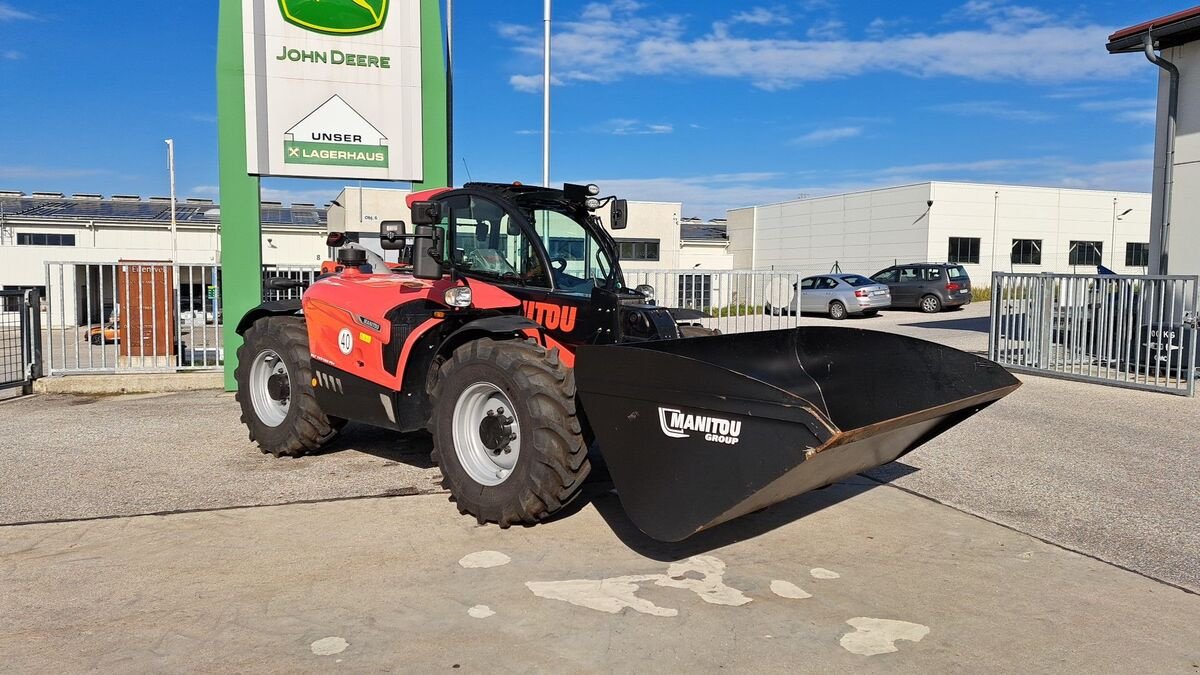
xmin=711 ymin=303 xmax=766 ymax=317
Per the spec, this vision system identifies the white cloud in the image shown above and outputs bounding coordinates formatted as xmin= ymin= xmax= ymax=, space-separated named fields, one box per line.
xmin=793 ymin=126 xmax=863 ymax=144
xmin=806 ymin=18 xmax=845 ymax=39
xmin=1116 ymin=109 xmax=1156 ymax=125
xmin=731 ymin=8 xmax=791 ymax=26
xmin=2 ymin=49 xmax=22 ymax=60
xmin=929 ymin=100 xmax=1054 ymax=122
xmin=600 ymin=119 xmax=673 ymax=135
xmin=500 ymin=2 xmax=1139 ymax=92
xmin=582 ymin=152 xmax=1153 ymax=219
xmin=1077 ymin=98 xmax=1156 ymax=125
xmin=0 ymin=3 xmax=34 ymax=21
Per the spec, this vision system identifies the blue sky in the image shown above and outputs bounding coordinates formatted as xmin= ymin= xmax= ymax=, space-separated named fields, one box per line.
xmin=0 ymin=1 xmax=1180 ymax=218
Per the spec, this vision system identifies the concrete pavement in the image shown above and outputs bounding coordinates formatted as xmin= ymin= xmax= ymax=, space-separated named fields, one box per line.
xmin=2 ymin=484 xmax=1197 ymax=673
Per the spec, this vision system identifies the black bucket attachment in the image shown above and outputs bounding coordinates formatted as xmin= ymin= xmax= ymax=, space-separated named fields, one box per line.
xmin=575 ymin=328 xmax=1020 ymax=542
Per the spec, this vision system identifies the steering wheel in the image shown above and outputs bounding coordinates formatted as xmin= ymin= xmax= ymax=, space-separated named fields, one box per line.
xmin=549 ymin=257 xmax=569 ymax=272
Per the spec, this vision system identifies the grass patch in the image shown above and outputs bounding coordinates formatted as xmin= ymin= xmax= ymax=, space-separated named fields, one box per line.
xmin=711 ymin=303 xmax=767 ymax=317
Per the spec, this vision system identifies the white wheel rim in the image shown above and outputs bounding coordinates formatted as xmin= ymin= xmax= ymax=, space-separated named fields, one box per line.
xmin=452 ymin=382 xmax=522 ymax=486
xmin=249 ymin=349 xmax=290 ymax=427
xmin=923 ymin=297 xmax=938 ymax=312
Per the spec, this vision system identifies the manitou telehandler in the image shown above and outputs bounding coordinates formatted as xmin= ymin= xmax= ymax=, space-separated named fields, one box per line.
xmin=236 ymin=182 xmax=1019 ymax=541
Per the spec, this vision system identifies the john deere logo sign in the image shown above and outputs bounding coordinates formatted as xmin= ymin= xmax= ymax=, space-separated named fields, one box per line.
xmin=279 ymin=0 xmax=388 ymax=36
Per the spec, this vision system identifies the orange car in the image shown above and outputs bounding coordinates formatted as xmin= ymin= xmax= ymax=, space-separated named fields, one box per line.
xmin=84 ymin=321 xmax=118 ymax=345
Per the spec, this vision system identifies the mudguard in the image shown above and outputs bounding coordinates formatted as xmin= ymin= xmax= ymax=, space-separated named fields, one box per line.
xmin=235 ymin=300 xmax=302 ymax=335
xmin=575 ymin=328 xmax=1020 ymax=542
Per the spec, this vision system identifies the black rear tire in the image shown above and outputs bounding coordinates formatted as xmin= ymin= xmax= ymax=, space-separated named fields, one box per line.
xmin=235 ymin=316 xmax=340 ymax=458
xmin=430 ymin=338 xmax=591 ymax=528
xmin=829 ymin=301 xmax=848 ymax=320
xmin=920 ymin=294 xmax=943 ymax=313
xmin=90 ymin=334 xmax=103 ymax=345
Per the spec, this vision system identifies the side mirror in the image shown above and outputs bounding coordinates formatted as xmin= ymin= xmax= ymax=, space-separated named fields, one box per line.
xmin=411 ymin=200 xmax=442 ymax=226
xmin=380 ymin=220 xmax=406 ymax=250
xmin=611 ymin=199 xmax=628 ymax=230
xmin=326 ymin=231 xmax=347 ymax=247
xmin=412 ymin=224 xmax=444 ymax=280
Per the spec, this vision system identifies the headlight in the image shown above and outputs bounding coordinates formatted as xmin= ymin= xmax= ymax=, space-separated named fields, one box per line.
xmin=585 ymin=197 xmax=601 ymax=210
xmin=635 ymin=284 xmax=656 ymax=304
xmin=586 ymin=184 xmax=600 ymax=196
xmin=444 ymin=286 xmax=473 ymax=308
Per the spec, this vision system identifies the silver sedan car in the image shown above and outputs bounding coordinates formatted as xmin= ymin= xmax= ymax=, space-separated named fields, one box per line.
xmin=791 ymin=274 xmax=892 ymax=319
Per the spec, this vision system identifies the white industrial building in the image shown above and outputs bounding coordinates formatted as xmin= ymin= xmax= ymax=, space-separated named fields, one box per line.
xmin=1109 ymin=8 xmax=1200 ymax=280
xmin=0 ymin=188 xmax=732 ymax=314
xmin=332 ymin=187 xmax=732 ymax=271
xmin=727 ymin=182 xmax=1153 ymax=280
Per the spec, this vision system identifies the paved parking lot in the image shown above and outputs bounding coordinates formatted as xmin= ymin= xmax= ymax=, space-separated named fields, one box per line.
xmin=2 ymin=301 xmax=1198 ymax=670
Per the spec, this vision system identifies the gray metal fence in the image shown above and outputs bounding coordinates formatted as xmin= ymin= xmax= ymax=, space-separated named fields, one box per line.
xmin=624 ymin=269 xmax=803 ymax=334
xmin=261 ymin=265 xmax=320 ymax=301
xmin=0 ymin=288 xmax=41 ymax=392
xmin=989 ymin=272 xmax=1199 ymax=396
xmin=44 ymin=262 xmax=224 ymax=375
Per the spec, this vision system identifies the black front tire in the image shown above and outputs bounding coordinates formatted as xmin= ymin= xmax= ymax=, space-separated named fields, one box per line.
xmin=430 ymin=338 xmax=591 ymax=528
xmin=235 ymin=316 xmax=340 ymax=458
xmin=90 ymin=334 xmax=104 ymax=345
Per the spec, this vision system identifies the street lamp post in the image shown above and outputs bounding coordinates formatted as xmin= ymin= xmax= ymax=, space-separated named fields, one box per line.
xmin=165 ymin=139 xmax=178 ymax=263
xmin=543 ymin=0 xmax=551 ymax=187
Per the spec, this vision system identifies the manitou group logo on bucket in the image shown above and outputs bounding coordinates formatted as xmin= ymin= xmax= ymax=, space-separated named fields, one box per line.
xmin=658 ymin=407 xmax=742 ymax=446
xmin=279 ymin=0 xmax=389 ymax=35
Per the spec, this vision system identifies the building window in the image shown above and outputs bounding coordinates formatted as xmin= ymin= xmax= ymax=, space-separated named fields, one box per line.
xmin=947 ymin=237 xmax=980 ymax=264
xmin=617 ymin=238 xmax=660 ymax=262
xmin=677 ymin=274 xmax=712 ymax=309
xmin=17 ymin=233 xmax=76 ymax=246
xmin=1125 ymin=242 xmax=1150 ymax=267
xmin=1010 ymin=239 xmax=1042 ymax=265
xmin=1068 ymin=240 xmax=1103 ymax=266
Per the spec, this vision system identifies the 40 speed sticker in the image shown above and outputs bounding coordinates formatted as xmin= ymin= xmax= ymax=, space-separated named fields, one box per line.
xmin=338 ymin=328 xmax=354 ymax=355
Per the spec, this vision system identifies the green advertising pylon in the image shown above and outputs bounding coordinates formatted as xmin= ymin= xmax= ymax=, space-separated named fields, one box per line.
xmin=216 ymin=0 xmax=449 ymax=391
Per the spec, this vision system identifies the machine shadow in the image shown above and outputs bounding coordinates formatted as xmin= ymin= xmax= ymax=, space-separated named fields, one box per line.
xmin=314 ymin=423 xmax=437 ymax=469
xmin=901 ymin=314 xmax=991 ymax=333
xmin=579 ymin=474 xmax=892 ymax=562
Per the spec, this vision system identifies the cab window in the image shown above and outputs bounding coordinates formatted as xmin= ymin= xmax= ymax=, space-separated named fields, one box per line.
xmin=529 ymin=208 xmax=614 ymax=296
xmin=899 ymin=267 xmax=920 ymax=283
xmin=440 ymin=195 xmax=549 ymax=287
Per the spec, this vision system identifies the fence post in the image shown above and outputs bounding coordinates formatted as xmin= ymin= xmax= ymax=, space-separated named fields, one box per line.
xmin=26 ymin=288 xmax=42 ymax=386
xmin=1037 ymin=275 xmax=1054 ymax=369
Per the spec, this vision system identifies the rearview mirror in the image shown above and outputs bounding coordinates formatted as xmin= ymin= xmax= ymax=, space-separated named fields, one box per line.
xmin=411 ymin=224 xmax=444 ymax=280
xmin=611 ymin=199 xmax=628 ymax=230
xmin=411 ymin=200 xmax=442 ymax=226
xmin=326 ymin=231 xmax=347 ymax=247
xmin=380 ymin=220 xmax=406 ymax=250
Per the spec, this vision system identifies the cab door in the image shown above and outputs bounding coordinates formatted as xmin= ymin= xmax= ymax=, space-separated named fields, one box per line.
xmin=435 ymin=192 xmax=610 ymax=348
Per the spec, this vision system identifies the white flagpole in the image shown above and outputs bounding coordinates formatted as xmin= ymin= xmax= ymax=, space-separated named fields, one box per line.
xmin=543 ymin=0 xmax=551 ymax=187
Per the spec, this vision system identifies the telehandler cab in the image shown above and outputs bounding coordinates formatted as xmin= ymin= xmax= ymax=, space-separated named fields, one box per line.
xmin=236 ymin=182 xmax=1019 ymax=541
